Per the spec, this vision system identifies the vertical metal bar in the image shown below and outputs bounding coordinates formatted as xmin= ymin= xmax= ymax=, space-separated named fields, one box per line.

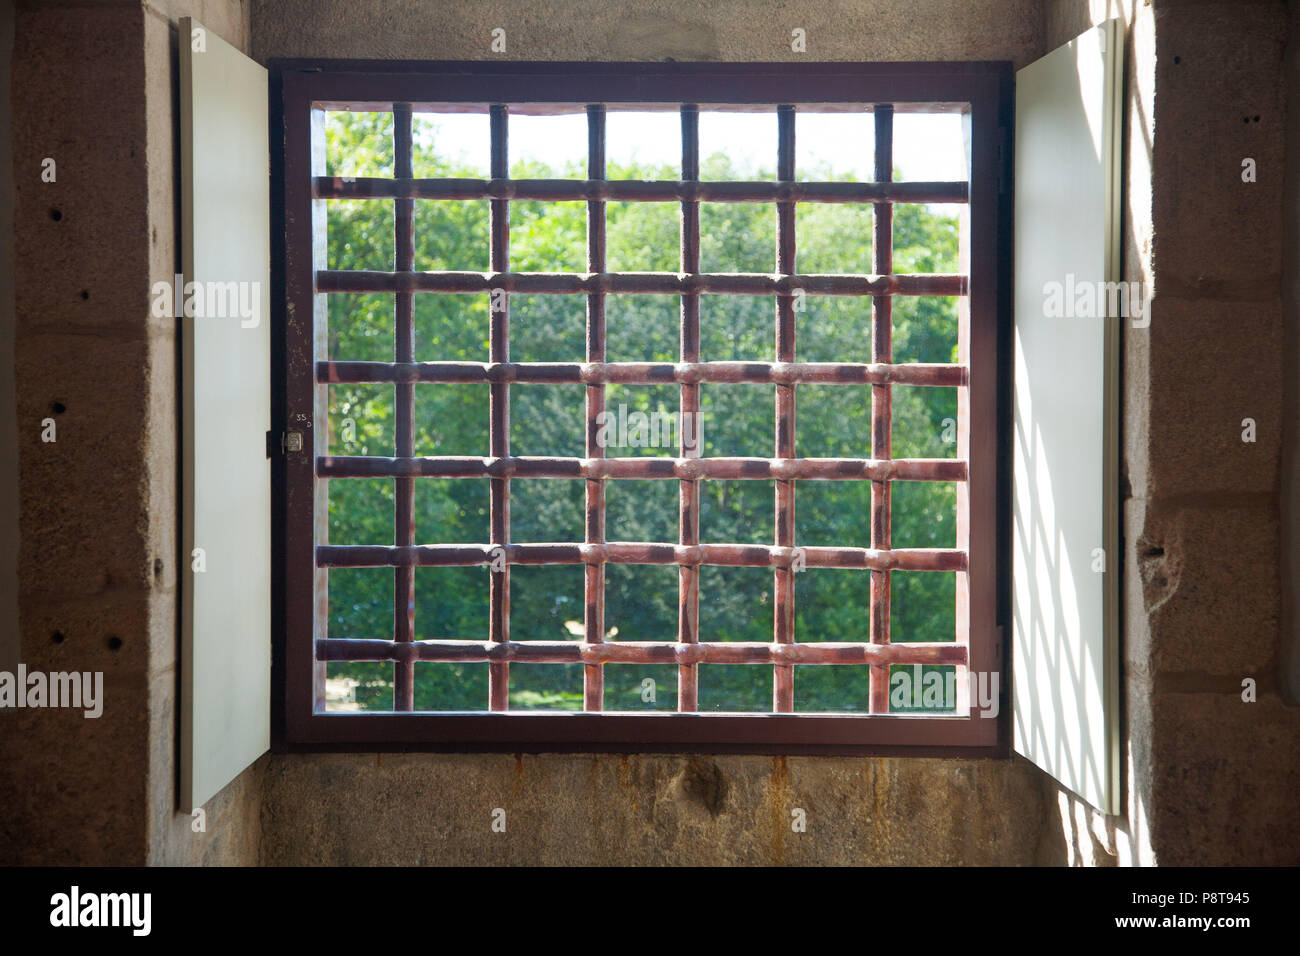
xmin=488 ymin=104 xmax=511 ymax=712
xmin=955 ymin=111 xmax=974 ymax=717
xmin=678 ymin=105 xmax=701 ymax=713
xmin=584 ymin=104 xmax=607 ymax=712
xmin=773 ymin=105 xmax=796 ymax=713
xmin=310 ymin=108 xmax=331 ymax=714
xmin=393 ymin=104 xmax=416 ymax=711
xmin=869 ymin=104 xmax=895 ymax=715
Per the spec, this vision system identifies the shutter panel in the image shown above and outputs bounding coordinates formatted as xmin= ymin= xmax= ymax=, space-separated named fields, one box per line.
xmin=179 ymin=18 xmax=271 ymax=811
xmin=1011 ymin=19 xmax=1123 ymax=813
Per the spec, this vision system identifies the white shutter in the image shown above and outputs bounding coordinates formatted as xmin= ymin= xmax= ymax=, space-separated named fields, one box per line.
xmin=1011 ymin=20 xmax=1123 ymax=813
xmin=179 ymin=18 xmax=271 ymax=811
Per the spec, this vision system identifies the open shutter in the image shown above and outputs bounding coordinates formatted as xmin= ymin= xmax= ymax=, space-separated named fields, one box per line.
xmin=1011 ymin=20 xmax=1123 ymax=813
xmin=179 ymin=18 xmax=271 ymax=811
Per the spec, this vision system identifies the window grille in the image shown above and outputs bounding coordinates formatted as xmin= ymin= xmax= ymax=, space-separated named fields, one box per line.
xmin=280 ymin=63 xmax=1010 ymax=751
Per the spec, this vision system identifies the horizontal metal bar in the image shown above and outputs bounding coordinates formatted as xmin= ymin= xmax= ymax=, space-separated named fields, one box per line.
xmin=315 ymin=176 xmax=969 ymax=205
xmin=318 ymin=455 xmax=967 ymax=482
xmin=316 ymin=542 xmax=967 ymax=571
xmin=316 ymin=637 xmax=969 ymax=666
xmin=319 ymin=359 xmax=967 ymax=387
xmin=316 ymin=270 xmax=966 ymax=297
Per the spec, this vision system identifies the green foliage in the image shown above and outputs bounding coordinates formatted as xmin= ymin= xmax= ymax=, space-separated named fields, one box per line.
xmin=322 ymin=111 xmax=962 ymax=714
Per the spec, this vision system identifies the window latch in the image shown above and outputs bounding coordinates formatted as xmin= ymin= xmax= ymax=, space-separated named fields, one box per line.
xmin=270 ymin=431 xmax=304 ymax=456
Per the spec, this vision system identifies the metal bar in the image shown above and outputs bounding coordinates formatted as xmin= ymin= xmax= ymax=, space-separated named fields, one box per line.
xmin=955 ymin=129 xmax=974 ymax=719
xmin=488 ymin=103 xmax=511 ymax=711
xmin=314 ymin=175 xmax=970 ymax=205
xmin=318 ymin=638 xmax=970 ymax=667
xmin=318 ymin=455 xmax=969 ymax=482
xmin=584 ymin=104 xmax=606 ymax=712
xmin=870 ymin=105 xmax=895 ymax=715
xmin=393 ymin=104 xmax=416 ymax=711
xmin=319 ymin=359 xmax=968 ymax=387
xmin=773 ymin=105 xmax=796 ymax=713
xmin=316 ymin=270 xmax=966 ymax=298
xmin=678 ymin=104 xmax=701 ymax=713
xmin=318 ymin=542 xmax=968 ymax=572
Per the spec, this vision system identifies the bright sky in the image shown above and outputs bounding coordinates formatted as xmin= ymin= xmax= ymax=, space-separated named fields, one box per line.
xmin=411 ymin=110 xmax=967 ymax=183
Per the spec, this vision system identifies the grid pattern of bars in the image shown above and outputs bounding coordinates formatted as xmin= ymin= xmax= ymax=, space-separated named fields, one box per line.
xmin=312 ymin=102 xmax=971 ymax=715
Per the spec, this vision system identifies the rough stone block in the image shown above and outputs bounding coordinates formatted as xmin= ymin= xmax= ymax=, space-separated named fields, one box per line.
xmin=1151 ymin=0 xmax=1286 ymax=295
xmin=0 ymin=668 xmax=149 ymax=865
xmin=258 ymin=752 xmax=1047 ymax=865
xmin=1147 ymin=689 xmax=1300 ymax=865
xmin=15 ymin=332 xmax=156 ymax=601
xmin=1138 ymin=296 xmax=1282 ymax=499
xmin=249 ymin=0 xmax=1044 ymax=68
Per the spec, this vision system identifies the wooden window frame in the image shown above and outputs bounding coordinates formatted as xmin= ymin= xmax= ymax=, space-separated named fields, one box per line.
xmin=271 ymin=60 xmax=1013 ymax=755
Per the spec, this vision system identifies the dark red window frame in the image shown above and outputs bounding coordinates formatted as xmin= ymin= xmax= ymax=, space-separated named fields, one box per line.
xmin=271 ymin=61 xmax=1013 ymax=755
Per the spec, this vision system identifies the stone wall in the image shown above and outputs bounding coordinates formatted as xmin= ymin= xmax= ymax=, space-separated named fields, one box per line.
xmin=0 ymin=0 xmax=260 ymax=866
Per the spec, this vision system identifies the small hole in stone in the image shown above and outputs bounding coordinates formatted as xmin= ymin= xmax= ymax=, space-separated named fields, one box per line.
xmin=50 ymin=401 xmax=66 ymax=415
xmin=107 ymin=636 xmax=123 ymax=652
xmin=49 ymin=208 xmax=62 ymax=221
xmin=1254 ymin=115 xmax=1261 ymax=123
xmin=154 ymin=557 xmax=164 ymax=578
xmin=1244 ymin=116 xmax=1251 ymax=124
xmin=51 ymin=631 xmax=65 ymax=644
xmin=1142 ymin=546 xmax=1165 ymax=558
xmin=1173 ymin=56 xmax=1181 ymax=64
xmin=79 ymin=290 xmax=89 ymax=300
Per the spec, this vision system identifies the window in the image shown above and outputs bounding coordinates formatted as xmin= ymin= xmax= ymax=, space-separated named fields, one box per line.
xmin=276 ymin=63 xmax=1011 ymax=751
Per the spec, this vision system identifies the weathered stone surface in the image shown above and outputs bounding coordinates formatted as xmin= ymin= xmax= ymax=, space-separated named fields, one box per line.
xmin=1137 ymin=297 xmax=1283 ymax=499
xmin=1146 ymin=690 xmax=1300 ymax=865
xmin=0 ymin=669 xmax=149 ymax=865
xmin=249 ymin=0 xmax=1044 ymax=68
xmin=259 ymin=752 xmax=1048 ymax=865
xmin=1126 ymin=498 xmax=1279 ymax=678
xmin=1151 ymin=0 xmax=1287 ymax=299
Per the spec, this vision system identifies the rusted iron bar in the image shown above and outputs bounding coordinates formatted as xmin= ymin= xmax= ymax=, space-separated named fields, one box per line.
xmin=488 ymin=103 xmax=510 ymax=712
xmin=584 ymin=104 xmax=606 ymax=712
xmin=317 ymin=638 xmax=970 ymax=667
xmin=393 ymin=104 xmax=416 ymax=711
xmin=870 ymin=105 xmax=895 ymax=715
xmin=678 ymin=104 xmax=701 ymax=713
xmin=316 ymin=270 xmax=966 ymax=298
xmin=319 ymin=359 xmax=967 ymax=387
xmin=314 ymin=175 xmax=969 ymax=205
xmin=773 ymin=105 xmax=796 ymax=713
xmin=317 ymin=455 xmax=968 ymax=483
xmin=317 ymin=542 xmax=968 ymax=572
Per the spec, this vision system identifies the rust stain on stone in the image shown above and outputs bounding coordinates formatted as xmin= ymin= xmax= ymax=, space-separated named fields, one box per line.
xmin=617 ymin=755 xmax=640 ymax=813
xmin=511 ymin=752 xmax=525 ymax=799
xmin=770 ymin=755 xmax=788 ymax=866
